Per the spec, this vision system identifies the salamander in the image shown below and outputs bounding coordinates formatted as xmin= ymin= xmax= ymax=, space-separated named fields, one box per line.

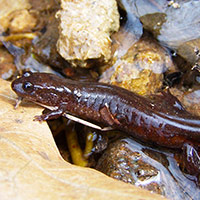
xmin=11 ymin=71 xmax=200 ymax=149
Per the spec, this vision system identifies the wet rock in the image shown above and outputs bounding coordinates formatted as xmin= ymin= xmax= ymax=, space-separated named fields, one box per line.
xmin=177 ymin=39 xmax=200 ymax=66
xmin=0 ymin=0 xmax=31 ymax=31
xmin=96 ymin=138 xmax=200 ymax=200
xmin=99 ymin=36 xmax=176 ymax=95
xmin=0 ymin=47 xmax=16 ymax=79
xmin=29 ymin=0 xmax=60 ymax=11
xmin=116 ymin=0 xmax=143 ymax=42
xmin=117 ymin=0 xmax=200 ymax=65
xmin=56 ymin=0 xmax=120 ymax=68
xmin=8 ymin=9 xmax=37 ymax=33
xmin=170 ymin=87 xmax=200 ymax=117
xmin=0 ymin=0 xmax=65 ymax=72
xmin=32 ymin=13 xmax=70 ymax=69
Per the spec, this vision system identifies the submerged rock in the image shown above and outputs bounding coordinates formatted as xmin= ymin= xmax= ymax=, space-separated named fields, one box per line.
xmin=96 ymin=138 xmax=200 ymax=200
xmin=170 ymin=87 xmax=200 ymax=117
xmin=100 ymin=36 xmax=176 ymax=95
xmin=117 ymin=0 xmax=200 ymax=65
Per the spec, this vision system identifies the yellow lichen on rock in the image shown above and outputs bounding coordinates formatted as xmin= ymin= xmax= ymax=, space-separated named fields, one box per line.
xmin=56 ymin=0 xmax=120 ymax=67
xmin=100 ymin=37 xmax=176 ymax=95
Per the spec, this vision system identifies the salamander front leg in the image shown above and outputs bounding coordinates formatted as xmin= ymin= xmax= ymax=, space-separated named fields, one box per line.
xmin=34 ymin=108 xmax=64 ymax=122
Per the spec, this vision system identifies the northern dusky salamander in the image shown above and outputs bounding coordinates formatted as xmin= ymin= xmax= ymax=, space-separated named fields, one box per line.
xmin=11 ymin=71 xmax=200 ymax=149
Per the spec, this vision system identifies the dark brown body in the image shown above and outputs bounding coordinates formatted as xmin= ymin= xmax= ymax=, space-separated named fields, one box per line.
xmin=11 ymin=72 xmax=200 ymax=149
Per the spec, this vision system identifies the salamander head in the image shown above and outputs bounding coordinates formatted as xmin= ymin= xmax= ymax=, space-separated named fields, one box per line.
xmin=11 ymin=71 xmax=70 ymax=107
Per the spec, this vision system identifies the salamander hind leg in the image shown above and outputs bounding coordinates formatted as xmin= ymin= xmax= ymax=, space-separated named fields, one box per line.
xmin=99 ymin=105 xmax=121 ymax=126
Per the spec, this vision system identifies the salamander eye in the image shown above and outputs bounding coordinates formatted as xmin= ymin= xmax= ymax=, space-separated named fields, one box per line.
xmin=23 ymin=82 xmax=33 ymax=92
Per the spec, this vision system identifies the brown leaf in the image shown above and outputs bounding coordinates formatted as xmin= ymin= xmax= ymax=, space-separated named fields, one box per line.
xmin=0 ymin=78 xmax=166 ymax=200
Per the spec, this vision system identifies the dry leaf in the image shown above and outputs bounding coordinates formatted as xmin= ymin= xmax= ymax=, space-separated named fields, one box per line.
xmin=0 ymin=78 xmax=166 ymax=200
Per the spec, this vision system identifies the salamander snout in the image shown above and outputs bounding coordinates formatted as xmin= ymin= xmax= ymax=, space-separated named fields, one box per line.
xmin=11 ymin=79 xmax=23 ymax=94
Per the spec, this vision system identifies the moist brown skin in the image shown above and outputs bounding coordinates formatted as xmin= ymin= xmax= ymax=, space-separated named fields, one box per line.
xmin=11 ymin=71 xmax=200 ymax=149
